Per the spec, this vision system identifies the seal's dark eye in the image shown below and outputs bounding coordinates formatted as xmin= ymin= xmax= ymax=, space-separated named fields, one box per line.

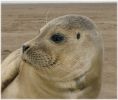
xmin=51 ymin=33 xmax=64 ymax=43
xmin=77 ymin=32 xmax=80 ymax=39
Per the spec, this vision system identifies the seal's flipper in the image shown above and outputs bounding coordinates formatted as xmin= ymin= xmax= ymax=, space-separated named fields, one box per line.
xmin=1 ymin=49 xmax=22 ymax=91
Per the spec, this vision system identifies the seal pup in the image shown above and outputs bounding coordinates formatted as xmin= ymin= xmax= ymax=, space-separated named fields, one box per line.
xmin=2 ymin=14 xmax=103 ymax=99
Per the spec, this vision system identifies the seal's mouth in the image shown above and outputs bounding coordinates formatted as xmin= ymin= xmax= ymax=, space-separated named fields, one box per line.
xmin=22 ymin=49 xmax=57 ymax=68
xmin=22 ymin=57 xmax=57 ymax=68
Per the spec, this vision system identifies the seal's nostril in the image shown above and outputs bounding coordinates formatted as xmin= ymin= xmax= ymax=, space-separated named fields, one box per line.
xmin=22 ymin=45 xmax=30 ymax=53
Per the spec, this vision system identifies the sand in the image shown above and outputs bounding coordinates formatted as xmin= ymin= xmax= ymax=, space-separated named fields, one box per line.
xmin=1 ymin=3 xmax=117 ymax=98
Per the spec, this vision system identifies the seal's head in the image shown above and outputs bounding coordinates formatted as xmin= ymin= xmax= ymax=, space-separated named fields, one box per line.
xmin=22 ymin=15 xmax=103 ymax=81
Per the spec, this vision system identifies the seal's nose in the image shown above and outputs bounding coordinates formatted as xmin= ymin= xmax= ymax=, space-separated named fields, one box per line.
xmin=22 ymin=45 xmax=30 ymax=53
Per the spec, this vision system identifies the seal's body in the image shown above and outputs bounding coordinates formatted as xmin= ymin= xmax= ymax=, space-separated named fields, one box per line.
xmin=2 ymin=15 xmax=103 ymax=99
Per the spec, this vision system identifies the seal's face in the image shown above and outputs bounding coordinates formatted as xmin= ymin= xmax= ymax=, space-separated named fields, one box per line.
xmin=22 ymin=15 xmax=101 ymax=80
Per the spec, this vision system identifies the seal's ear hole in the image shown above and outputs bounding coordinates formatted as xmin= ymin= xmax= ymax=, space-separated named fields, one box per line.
xmin=77 ymin=32 xmax=80 ymax=39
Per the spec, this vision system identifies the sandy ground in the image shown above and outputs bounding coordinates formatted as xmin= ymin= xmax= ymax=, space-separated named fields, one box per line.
xmin=1 ymin=3 xmax=117 ymax=98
